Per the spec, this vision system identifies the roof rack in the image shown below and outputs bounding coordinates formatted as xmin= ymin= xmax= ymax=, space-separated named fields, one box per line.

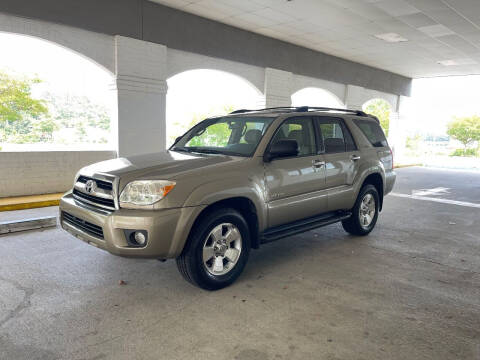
xmin=230 ymin=106 xmax=369 ymax=117
xmin=230 ymin=107 xmax=299 ymax=114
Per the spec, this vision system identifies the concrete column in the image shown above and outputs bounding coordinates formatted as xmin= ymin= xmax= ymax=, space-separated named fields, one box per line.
xmin=263 ymin=68 xmax=293 ymax=107
xmin=392 ymin=95 xmax=411 ymax=160
xmin=344 ymin=84 xmax=365 ymax=111
xmin=388 ymin=110 xmax=400 ymax=150
xmin=112 ymin=36 xmax=168 ymax=157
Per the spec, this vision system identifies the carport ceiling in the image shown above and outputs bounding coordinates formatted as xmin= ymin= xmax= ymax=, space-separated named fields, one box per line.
xmin=150 ymin=0 xmax=480 ymax=78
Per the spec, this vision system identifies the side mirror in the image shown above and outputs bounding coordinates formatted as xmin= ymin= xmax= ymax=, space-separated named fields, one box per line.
xmin=174 ymin=136 xmax=182 ymax=144
xmin=264 ymin=139 xmax=298 ymax=162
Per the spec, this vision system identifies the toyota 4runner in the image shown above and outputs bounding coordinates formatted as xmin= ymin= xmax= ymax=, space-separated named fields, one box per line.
xmin=60 ymin=106 xmax=396 ymax=290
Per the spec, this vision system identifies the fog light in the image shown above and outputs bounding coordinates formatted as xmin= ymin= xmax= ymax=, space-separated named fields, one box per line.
xmin=134 ymin=231 xmax=146 ymax=246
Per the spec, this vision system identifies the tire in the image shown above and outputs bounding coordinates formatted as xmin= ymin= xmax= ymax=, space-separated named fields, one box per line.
xmin=342 ymin=184 xmax=380 ymax=236
xmin=176 ymin=208 xmax=251 ymax=291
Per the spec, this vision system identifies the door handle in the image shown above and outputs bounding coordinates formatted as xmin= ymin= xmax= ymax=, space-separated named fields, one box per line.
xmin=312 ymin=159 xmax=325 ymax=168
xmin=351 ymin=155 xmax=361 ymax=161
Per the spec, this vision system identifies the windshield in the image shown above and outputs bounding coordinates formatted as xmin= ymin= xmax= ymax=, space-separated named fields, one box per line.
xmin=170 ymin=116 xmax=275 ymax=157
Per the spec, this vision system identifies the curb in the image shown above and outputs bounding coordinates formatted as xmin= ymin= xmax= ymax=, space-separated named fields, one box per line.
xmin=0 ymin=216 xmax=58 ymax=235
xmin=0 ymin=193 xmax=63 ymax=212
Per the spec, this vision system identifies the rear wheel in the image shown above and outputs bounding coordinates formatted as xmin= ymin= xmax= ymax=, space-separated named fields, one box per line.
xmin=342 ymin=184 xmax=379 ymax=236
xmin=176 ymin=208 xmax=250 ymax=290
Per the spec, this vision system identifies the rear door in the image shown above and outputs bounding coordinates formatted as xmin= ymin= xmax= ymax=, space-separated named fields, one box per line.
xmin=264 ymin=116 xmax=327 ymax=227
xmin=353 ymin=118 xmax=393 ymax=169
xmin=314 ymin=116 xmax=361 ymax=211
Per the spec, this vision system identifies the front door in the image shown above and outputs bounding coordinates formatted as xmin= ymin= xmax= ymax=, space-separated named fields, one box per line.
xmin=314 ymin=116 xmax=361 ymax=211
xmin=264 ymin=116 xmax=327 ymax=228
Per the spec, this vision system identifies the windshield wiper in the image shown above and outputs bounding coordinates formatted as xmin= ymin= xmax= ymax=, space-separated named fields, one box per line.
xmin=185 ymin=148 xmax=246 ymax=157
xmin=171 ymin=147 xmax=193 ymax=153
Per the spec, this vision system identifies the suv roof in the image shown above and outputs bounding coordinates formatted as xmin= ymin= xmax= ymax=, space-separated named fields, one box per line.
xmin=229 ymin=106 xmax=380 ymax=122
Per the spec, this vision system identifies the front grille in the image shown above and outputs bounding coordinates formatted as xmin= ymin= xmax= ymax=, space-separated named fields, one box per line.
xmin=73 ymin=189 xmax=115 ymax=209
xmin=77 ymin=175 xmax=113 ymax=191
xmin=62 ymin=211 xmax=104 ymax=239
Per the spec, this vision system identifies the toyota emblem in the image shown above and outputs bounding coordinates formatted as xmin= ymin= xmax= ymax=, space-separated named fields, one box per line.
xmin=85 ymin=180 xmax=96 ymax=194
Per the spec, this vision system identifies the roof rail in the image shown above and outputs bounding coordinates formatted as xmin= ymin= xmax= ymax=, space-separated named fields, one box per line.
xmin=229 ymin=107 xmax=299 ymax=114
xmin=304 ymin=107 xmax=368 ymax=117
xmin=230 ymin=106 xmax=369 ymax=116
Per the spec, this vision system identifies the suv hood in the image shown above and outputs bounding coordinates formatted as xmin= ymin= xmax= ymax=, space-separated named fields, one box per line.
xmin=80 ymin=150 xmax=244 ymax=180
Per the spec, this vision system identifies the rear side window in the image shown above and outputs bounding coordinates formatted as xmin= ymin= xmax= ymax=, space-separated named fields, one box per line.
xmin=315 ymin=117 xmax=357 ymax=154
xmin=354 ymin=119 xmax=388 ymax=147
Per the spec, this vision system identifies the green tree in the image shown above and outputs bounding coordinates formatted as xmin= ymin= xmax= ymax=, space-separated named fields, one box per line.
xmin=13 ymin=118 xmax=59 ymax=143
xmin=0 ymin=71 xmax=110 ymax=147
xmin=0 ymin=72 xmax=49 ymax=144
xmin=0 ymin=71 xmax=48 ymax=124
xmin=42 ymin=93 xmax=111 ymax=132
xmin=363 ymin=99 xmax=391 ymax=137
xmin=447 ymin=116 xmax=480 ymax=150
xmin=169 ymin=104 xmax=234 ymax=145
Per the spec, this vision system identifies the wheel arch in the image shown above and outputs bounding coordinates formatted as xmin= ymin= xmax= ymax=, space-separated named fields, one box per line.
xmin=188 ymin=196 xmax=261 ymax=250
xmin=361 ymin=172 xmax=384 ymax=211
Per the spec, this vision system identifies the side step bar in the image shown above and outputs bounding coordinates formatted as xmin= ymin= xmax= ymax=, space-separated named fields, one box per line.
xmin=260 ymin=211 xmax=351 ymax=244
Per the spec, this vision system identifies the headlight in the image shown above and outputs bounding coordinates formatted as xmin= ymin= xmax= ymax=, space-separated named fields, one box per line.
xmin=119 ymin=180 xmax=176 ymax=206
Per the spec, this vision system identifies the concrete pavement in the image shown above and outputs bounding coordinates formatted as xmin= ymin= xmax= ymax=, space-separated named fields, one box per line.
xmin=1 ymin=167 xmax=479 ymax=360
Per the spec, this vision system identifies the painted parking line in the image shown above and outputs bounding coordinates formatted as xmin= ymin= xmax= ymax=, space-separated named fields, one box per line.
xmin=389 ymin=192 xmax=480 ymax=209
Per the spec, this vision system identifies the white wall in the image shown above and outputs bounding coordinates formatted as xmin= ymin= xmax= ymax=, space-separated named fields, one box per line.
xmin=0 ymin=13 xmax=407 ymax=197
xmin=291 ymin=75 xmax=346 ymax=105
xmin=0 ymin=13 xmax=115 ymax=74
xmin=167 ymin=48 xmax=265 ymax=96
xmin=0 ymin=151 xmax=116 ymax=197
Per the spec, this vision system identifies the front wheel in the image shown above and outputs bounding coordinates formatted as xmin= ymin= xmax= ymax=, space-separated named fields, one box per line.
xmin=176 ymin=208 xmax=251 ymax=290
xmin=342 ymin=184 xmax=379 ymax=236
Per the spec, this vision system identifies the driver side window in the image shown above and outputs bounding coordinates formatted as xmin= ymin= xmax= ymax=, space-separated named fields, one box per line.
xmin=271 ymin=117 xmax=316 ymax=156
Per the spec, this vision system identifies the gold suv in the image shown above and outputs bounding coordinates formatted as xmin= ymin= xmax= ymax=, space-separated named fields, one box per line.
xmin=60 ymin=106 xmax=396 ymax=290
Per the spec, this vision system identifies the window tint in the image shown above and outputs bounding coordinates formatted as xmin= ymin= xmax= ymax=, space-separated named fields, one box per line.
xmin=174 ymin=116 xmax=274 ymax=156
xmin=343 ymin=124 xmax=357 ymax=152
xmin=186 ymin=123 xmax=229 ymax=147
xmin=239 ymin=121 xmax=265 ymax=144
xmin=271 ymin=117 xmax=316 ymax=156
xmin=354 ymin=119 xmax=388 ymax=147
xmin=317 ymin=118 xmax=346 ymax=153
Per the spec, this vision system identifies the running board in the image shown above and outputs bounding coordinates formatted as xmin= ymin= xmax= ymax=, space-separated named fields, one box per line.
xmin=260 ymin=211 xmax=351 ymax=244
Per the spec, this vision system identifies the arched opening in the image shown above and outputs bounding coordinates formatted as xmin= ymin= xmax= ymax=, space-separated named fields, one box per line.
xmin=0 ymin=32 xmax=114 ymax=151
xmin=166 ymin=69 xmax=262 ymax=146
xmin=291 ymin=87 xmax=345 ymax=108
xmin=362 ymin=98 xmax=392 ymax=137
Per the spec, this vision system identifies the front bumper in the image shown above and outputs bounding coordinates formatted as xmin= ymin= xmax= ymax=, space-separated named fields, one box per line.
xmin=59 ymin=192 xmax=203 ymax=259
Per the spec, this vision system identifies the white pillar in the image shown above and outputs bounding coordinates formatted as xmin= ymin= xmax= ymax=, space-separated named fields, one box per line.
xmin=112 ymin=36 xmax=168 ymax=157
xmin=393 ymin=95 xmax=412 ymax=161
xmin=344 ymin=84 xmax=365 ymax=111
xmin=263 ymin=68 xmax=293 ymax=108
xmin=388 ymin=110 xmax=400 ymax=150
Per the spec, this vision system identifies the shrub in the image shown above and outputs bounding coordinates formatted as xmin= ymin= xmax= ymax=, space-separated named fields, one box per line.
xmin=450 ymin=148 xmax=478 ymax=157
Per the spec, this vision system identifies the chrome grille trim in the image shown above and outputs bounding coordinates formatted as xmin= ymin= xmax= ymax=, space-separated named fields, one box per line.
xmin=77 ymin=175 xmax=113 ymax=191
xmin=73 ymin=189 xmax=115 ymax=210
xmin=74 ymin=182 xmax=113 ymax=200
xmin=72 ymin=173 xmax=119 ymax=211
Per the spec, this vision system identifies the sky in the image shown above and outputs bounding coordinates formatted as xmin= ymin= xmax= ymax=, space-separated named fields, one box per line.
xmin=2 ymin=32 xmax=480 ymax=144
xmin=410 ymin=76 xmax=480 ymax=136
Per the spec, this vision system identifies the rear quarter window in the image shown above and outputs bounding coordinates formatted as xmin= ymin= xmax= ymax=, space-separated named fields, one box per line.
xmin=353 ymin=119 xmax=388 ymax=147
